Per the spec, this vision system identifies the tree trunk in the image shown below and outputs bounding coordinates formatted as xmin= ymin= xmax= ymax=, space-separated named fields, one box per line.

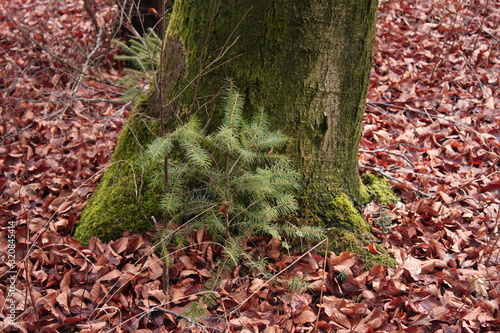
xmin=75 ymin=0 xmax=378 ymax=243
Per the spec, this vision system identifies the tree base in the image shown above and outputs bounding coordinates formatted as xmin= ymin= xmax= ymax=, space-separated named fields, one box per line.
xmin=292 ymin=177 xmax=398 ymax=269
xmin=328 ymin=228 xmax=396 ymax=269
xmin=74 ymin=110 xmax=162 ymax=245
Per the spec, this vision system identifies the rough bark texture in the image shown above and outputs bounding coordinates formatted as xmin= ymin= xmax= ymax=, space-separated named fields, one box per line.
xmin=75 ymin=0 xmax=379 ymax=243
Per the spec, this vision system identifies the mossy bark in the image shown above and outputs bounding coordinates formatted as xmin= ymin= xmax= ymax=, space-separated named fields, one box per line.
xmin=76 ymin=0 xmax=379 ymax=244
xmin=74 ymin=104 xmax=164 ymax=242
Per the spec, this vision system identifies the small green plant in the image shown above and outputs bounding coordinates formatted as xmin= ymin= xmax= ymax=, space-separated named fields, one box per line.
xmin=143 ymin=84 xmax=326 ymax=320
xmin=278 ymin=276 xmax=311 ymax=294
xmin=144 ymin=83 xmax=323 ymax=251
xmin=336 ymin=269 xmax=348 ymax=281
xmin=113 ymin=28 xmax=162 ymax=101
xmin=244 ymin=256 xmax=270 ymax=277
xmin=373 ymin=204 xmax=393 ymax=233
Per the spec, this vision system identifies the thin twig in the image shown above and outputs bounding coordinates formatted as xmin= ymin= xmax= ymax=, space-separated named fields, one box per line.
xmin=5 ymin=14 xmax=114 ymax=87
xmin=359 ymin=164 xmax=432 ymax=198
xmin=359 ymin=148 xmax=415 ymax=167
xmin=226 ymin=239 xmax=327 ymax=317
xmin=367 ymin=101 xmax=489 ymax=142
xmin=83 ymin=0 xmax=100 ymax=32
xmin=460 ymin=51 xmax=490 ymax=98
xmin=60 ymin=27 xmax=104 ymax=115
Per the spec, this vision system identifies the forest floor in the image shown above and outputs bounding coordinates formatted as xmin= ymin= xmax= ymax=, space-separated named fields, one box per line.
xmin=0 ymin=0 xmax=499 ymax=332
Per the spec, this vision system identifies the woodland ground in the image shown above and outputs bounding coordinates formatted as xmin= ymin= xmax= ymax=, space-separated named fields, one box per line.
xmin=0 ymin=0 xmax=499 ymax=332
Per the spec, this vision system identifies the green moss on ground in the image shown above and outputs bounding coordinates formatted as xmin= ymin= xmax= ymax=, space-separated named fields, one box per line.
xmin=328 ymin=228 xmax=396 ymax=269
xmin=327 ymin=193 xmax=371 ymax=233
xmin=74 ymin=167 xmax=162 ymax=244
xmin=74 ymin=111 xmax=163 ymax=244
xmin=326 ymin=193 xmax=395 ymax=268
xmin=297 ymin=185 xmax=398 ymax=269
xmin=362 ymin=173 xmax=399 ymax=204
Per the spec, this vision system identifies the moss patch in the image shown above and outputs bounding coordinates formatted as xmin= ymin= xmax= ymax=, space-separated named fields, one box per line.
xmin=358 ymin=179 xmax=371 ymax=206
xmin=328 ymin=228 xmax=396 ymax=269
xmin=362 ymin=174 xmax=399 ymax=204
xmin=319 ymin=177 xmax=399 ymax=269
xmin=327 ymin=193 xmax=371 ymax=233
xmin=74 ymin=111 xmax=163 ymax=245
xmin=74 ymin=166 xmax=162 ymax=244
xmin=319 ymin=193 xmax=396 ymax=268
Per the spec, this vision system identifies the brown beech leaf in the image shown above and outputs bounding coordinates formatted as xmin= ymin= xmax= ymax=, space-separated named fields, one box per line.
xmin=429 ymin=239 xmax=447 ymax=260
xmin=56 ymin=287 xmax=71 ymax=314
xmin=249 ymin=278 xmax=266 ymax=292
xmin=329 ymin=309 xmax=351 ymax=329
xmin=438 ymin=191 xmax=454 ymax=204
xmin=98 ymin=269 xmax=122 ymax=282
xmin=320 ymin=295 xmax=343 ymax=317
xmin=90 ymin=282 xmax=103 ymax=303
xmin=484 ymin=96 xmax=495 ymax=110
xmin=295 ymin=308 xmax=316 ymax=324
xmin=366 ymin=243 xmax=381 ymax=254
xmin=408 ymin=295 xmax=442 ymax=314
xmin=466 ymin=274 xmax=488 ymax=298
xmin=328 ymin=252 xmax=357 ymax=274
xmin=77 ymin=321 xmax=107 ymax=331
xmin=145 ymin=255 xmax=164 ymax=280
xmin=362 ymin=307 xmax=388 ymax=329
xmin=110 ymin=236 xmax=129 ymax=254
xmin=229 ymin=311 xmax=270 ymax=327
xmin=402 ymin=256 xmax=422 ymax=281
xmin=479 ymin=180 xmax=500 ymax=193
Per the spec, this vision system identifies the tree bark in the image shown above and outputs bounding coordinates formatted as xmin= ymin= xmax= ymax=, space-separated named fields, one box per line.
xmin=75 ymin=0 xmax=378 ymax=243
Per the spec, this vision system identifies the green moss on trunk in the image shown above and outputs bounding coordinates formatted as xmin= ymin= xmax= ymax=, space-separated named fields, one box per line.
xmin=75 ymin=111 xmax=163 ymax=243
xmin=363 ymin=174 xmax=399 ymax=204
